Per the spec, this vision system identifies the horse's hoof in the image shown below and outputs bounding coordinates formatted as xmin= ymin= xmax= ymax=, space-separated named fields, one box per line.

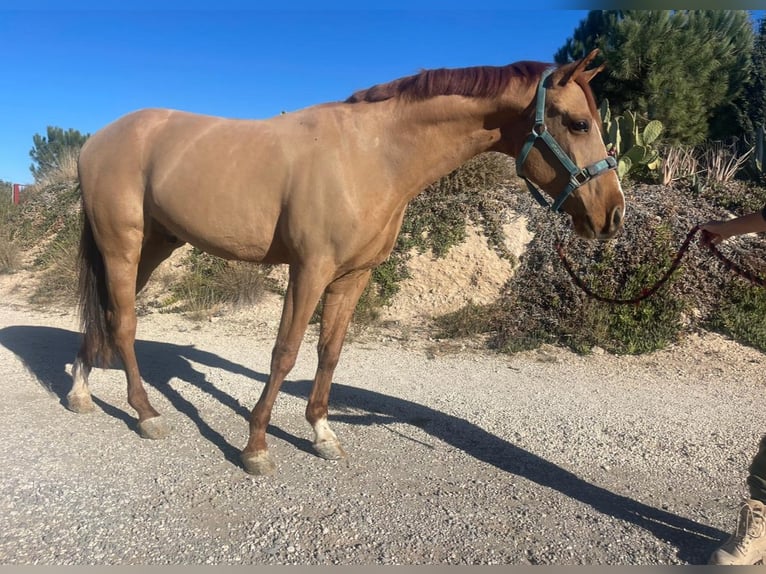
xmin=241 ymin=451 xmax=276 ymax=476
xmin=66 ymin=393 xmax=96 ymax=414
xmin=137 ymin=416 xmax=170 ymax=439
xmin=313 ymin=440 xmax=346 ymax=461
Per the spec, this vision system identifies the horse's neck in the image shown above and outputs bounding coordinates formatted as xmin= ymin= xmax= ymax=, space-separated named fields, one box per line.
xmin=374 ymin=96 xmax=522 ymax=200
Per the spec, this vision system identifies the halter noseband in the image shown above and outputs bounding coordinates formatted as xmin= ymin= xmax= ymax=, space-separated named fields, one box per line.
xmin=515 ymin=67 xmax=617 ymax=213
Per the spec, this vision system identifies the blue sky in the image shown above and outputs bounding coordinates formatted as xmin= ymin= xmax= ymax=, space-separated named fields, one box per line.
xmin=1 ymin=8 xmax=764 ymax=184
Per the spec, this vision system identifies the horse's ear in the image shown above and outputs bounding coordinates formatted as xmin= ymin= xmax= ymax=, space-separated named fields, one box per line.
xmin=581 ymin=62 xmax=605 ymax=84
xmin=557 ymin=48 xmax=603 ymax=85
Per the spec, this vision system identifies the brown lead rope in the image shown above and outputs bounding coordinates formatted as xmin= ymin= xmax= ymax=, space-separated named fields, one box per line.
xmin=556 ymin=225 xmax=766 ymax=305
xmin=705 ymin=231 xmax=766 ymax=288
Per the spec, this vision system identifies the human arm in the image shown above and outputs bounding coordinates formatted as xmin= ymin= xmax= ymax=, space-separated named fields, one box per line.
xmin=699 ymin=208 xmax=766 ymax=245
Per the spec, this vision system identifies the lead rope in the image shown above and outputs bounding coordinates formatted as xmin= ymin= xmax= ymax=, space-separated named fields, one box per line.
xmin=555 ymin=225 xmax=766 ymax=305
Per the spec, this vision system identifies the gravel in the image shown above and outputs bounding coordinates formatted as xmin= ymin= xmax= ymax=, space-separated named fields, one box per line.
xmin=0 ymin=301 xmax=763 ymax=565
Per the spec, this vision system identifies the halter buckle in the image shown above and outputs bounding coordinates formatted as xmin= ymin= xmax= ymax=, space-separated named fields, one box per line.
xmin=571 ymin=170 xmax=591 ymax=187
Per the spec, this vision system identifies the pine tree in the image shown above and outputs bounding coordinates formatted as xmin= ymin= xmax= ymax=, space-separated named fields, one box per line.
xmin=747 ymin=16 xmax=766 ymax=133
xmin=705 ymin=10 xmax=755 ymax=141
xmin=556 ymin=10 xmax=755 ymax=146
xmin=29 ymin=126 xmax=89 ymax=181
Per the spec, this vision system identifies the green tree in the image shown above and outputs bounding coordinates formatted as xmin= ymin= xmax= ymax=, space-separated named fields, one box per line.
xmin=705 ymin=10 xmax=756 ymax=141
xmin=556 ymin=10 xmax=755 ymax=145
xmin=29 ymin=126 xmax=89 ymax=181
xmin=746 ymin=16 xmax=766 ymax=133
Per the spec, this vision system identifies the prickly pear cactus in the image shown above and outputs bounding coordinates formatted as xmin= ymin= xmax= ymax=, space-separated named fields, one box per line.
xmin=599 ymin=99 xmax=664 ymax=180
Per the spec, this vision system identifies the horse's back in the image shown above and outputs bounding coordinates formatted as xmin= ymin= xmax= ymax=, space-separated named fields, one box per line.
xmin=77 ymin=104 xmax=397 ymax=264
xmin=80 ymin=108 xmax=269 ymax=182
xmin=78 ymin=108 xmax=314 ymax=262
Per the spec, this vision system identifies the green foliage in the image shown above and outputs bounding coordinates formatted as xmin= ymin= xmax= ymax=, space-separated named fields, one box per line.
xmin=746 ymin=17 xmax=766 ymax=136
xmin=600 ymin=99 xmax=663 ymax=180
xmin=399 ymin=153 xmax=515 ymax=259
xmin=433 ymin=301 xmax=500 ymax=339
xmin=749 ymin=123 xmax=766 ymax=184
xmin=704 ymin=10 xmax=758 ymax=141
xmin=370 ymin=256 xmax=409 ymax=306
xmin=561 ymin=226 xmax=687 ymax=355
xmin=708 ymin=282 xmax=766 ymax=352
xmin=0 ymin=177 xmax=84 ymax=303
xmin=29 ymin=126 xmax=89 ymax=182
xmin=487 ymin=182 xmax=739 ymax=357
xmin=0 ymin=188 xmax=22 ymax=273
xmin=557 ymin=10 xmax=755 ymax=146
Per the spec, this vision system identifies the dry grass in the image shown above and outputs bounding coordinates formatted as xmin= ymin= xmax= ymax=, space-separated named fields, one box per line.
xmin=169 ymin=250 xmax=277 ymax=319
xmin=662 ymin=145 xmax=701 ymax=186
xmin=33 ymin=146 xmax=80 ymax=189
xmin=0 ymin=233 xmax=22 ymax=274
xmin=701 ymin=140 xmax=753 ymax=184
xmin=28 ymin=235 xmax=79 ymax=306
xmin=662 ymin=141 xmax=753 ymax=188
xmin=0 ymin=185 xmax=23 ymax=273
xmin=0 ymin=195 xmax=22 ymax=274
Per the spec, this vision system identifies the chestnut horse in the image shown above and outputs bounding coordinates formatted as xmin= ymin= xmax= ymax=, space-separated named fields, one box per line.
xmin=68 ymin=49 xmax=623 ymax=475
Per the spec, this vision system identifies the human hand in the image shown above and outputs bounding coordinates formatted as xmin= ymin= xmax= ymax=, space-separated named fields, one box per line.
xmin=699 ymin=221 xmax=728 ymax=245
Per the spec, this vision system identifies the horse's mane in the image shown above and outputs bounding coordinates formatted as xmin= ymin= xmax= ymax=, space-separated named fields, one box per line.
xmin=345 ymin=60 xmax=552 ymax=104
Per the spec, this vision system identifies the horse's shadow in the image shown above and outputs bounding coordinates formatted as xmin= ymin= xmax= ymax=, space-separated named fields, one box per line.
xmin=0 ymin=324 xmax=726 ymax=563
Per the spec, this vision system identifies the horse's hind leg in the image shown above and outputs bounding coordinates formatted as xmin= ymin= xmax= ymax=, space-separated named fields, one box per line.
xmin=68 ymin=225 xmax=183 ymax=421
xmin=120 ymin=226 xmax=187 ymax=438
xmin=307 ymin=269 xmax=372 ymax=460
xmin=68 ymin=355 xmax=96 ymax=413
xmin=107 ymin=242 xmax=171 ymax=439
xmin=135 ymin=225 xmax=186 ymax=294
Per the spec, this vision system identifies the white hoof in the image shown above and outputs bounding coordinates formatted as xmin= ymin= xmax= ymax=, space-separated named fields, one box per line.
xmin=241 ymin=450 xmax=276 ymax=476
xmin=313 ymin=439 xmax=346 ymax=460
xmin=66 ymin=393 xmax=96 ymax=414
xmin=137 ymin=416 xmax=170 ymax=439
xmin=311 ymin=417 xmax=346 ymax=460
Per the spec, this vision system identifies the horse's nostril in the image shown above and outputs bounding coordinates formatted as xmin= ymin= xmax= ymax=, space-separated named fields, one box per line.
xmin=612 ymin=207 xmax=623 ymax=229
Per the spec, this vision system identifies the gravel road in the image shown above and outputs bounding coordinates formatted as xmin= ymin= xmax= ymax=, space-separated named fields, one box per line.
xmin=0 ymin=301 xmax=763 ymax=565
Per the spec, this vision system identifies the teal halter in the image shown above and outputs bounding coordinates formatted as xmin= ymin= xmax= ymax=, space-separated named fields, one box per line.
xmin=515 ymin=68 xmax=617 ymax=213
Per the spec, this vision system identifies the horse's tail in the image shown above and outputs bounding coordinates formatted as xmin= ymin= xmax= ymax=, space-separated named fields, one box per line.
xmin=77 ymin=207 xmax=115 ymax=367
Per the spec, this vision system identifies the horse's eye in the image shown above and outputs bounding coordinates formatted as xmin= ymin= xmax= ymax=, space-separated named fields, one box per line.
xmin=572 ymin=120 xmax=590 ymax=133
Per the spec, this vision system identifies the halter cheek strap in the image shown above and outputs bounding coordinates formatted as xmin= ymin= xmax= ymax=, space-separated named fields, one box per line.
xmin=516 ymin=67 xmax=617 ymax=213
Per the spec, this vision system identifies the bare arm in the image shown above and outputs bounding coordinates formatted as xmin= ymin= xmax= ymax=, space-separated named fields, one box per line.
xmin=700 ymin=210 xmax=766 ymax=244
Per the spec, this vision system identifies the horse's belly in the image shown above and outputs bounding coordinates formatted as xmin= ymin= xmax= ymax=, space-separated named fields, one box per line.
xmin=149 ymin=191 xmax=284 ymax=263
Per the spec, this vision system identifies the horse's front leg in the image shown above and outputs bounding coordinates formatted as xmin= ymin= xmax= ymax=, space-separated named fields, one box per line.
xmin=241 ymin=263 xmax=331 ymax=476
xmin=307 ymin=269 xmax=372 ymax=460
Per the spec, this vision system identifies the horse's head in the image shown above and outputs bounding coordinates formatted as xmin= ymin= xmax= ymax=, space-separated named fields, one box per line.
xmin=510 ymin=49 xmax=625 ymax=240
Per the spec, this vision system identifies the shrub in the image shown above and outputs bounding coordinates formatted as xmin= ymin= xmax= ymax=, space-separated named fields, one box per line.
xmin=0 ymin=189 xmax=22 ymax=274
xmin=169 ymin=248 xmax=275 ymax=318
xmin=433 ymin=300 xmax=501 ymax=339
xmin=28 ymin=225 xmax=80 ymax=306
xmin=32 ymin=145 xmax=80 ymax=189
xmin=708 ymin=282 xmax=766 ymax=351
xmin=701 ymin=139 xmax=753 ymax=184
xmin=485 ymin=181 xmax=764 ymax=355
xmin=0 ymin=175 xmax=83 ymax=302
